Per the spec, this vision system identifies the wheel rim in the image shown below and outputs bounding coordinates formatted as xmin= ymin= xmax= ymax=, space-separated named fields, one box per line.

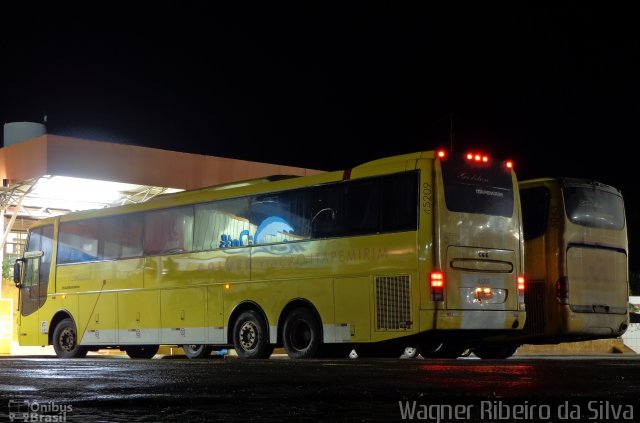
xmin=239 ymin=321 xmax=258 ymax=351
xmin=59 ymin=327 xmax=76 ymax=352
xmin=289 ymin=319 xmax=311 ymax=351
xmin=186 ymin=345 xmax=201 ymax=354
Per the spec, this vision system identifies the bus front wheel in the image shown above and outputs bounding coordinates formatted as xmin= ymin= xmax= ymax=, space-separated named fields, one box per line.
xmin=125 ymin=345 xmax=159 ymax=359
xmin=232 ymin=310 xmax=273 ymax=359
xmin=52 ymin=318 xmax=88 ymax=358
xmin=282 ymin=307 xmax=322 ymax=359
xmin=183 ymin=344 xmax=213 ymax=359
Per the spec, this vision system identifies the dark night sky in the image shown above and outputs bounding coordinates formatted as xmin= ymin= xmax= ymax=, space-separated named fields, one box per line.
xmin=2 ymin=4 xmax=639 ymax=272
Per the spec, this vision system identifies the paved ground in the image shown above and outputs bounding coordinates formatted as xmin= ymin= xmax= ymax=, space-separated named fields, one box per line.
xmin=3 ymin=337 xmax=635 ymax=360
xmin=1 ymin=354 xmax=640 ymax=422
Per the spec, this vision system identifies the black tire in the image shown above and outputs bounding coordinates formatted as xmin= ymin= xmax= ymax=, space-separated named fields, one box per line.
xmin=52 ymin=318 xmax=88 ymax=358
xmin=125 ymin=345 xmax=160 ymax=359
xmin=473 ymin=344 xmax=519 ymax=359
xmin=282 ymin=307 xmax=322 ymax=359
xmin=232 ymin=310 xmax=272 ymax=359
xmin=183 ymin=344 xmax=213 ymax=359
xmin=419 ymin=341 xmax=465 ymax=359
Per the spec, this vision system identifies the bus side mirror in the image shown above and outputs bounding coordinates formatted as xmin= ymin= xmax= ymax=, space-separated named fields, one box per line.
xmin=13 ymin=259 xmax=23 ymax=288
xmin=12 ymin=251 xmax=43 ymax=289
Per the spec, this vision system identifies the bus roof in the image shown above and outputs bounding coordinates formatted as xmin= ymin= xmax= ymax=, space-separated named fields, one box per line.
xmin=32 ymin=150 xmax=439 ymax=228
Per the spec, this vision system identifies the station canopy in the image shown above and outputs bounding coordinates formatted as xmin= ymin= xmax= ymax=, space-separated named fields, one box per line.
xmin=0 ymin=132 xmax=322 ymax=241
xmin=1 ymin=175 xmax=183 ymax=219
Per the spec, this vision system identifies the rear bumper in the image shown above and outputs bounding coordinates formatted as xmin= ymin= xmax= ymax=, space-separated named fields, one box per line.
xmin=426 ymin=309 xmax=525 ymax=331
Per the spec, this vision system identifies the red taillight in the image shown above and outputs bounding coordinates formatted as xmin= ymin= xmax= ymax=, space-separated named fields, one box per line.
xmin=556 ymin=276 xmax=569 ymax=305
xmin=517 ymin=276 xmax=525 ymax=292
xmin=505 ymin=160 xmax=514 ymax=169
xmin=430 ymin=271 xmax=444 ymax=301
xmin=436 ymin=149 xmax=447 ymax=159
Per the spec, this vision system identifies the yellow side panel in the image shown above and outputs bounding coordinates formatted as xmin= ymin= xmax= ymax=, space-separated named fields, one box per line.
xmin=161 ymin=287 xmax=206 ymax=344
xmin=222 ymin=278 xmax=335 ymax=344
xmin=16 ymin=307 xmax=39 ymax=347
xmin=21 ymin=295 xmax=78 ymax=347
xmin=53 ymin=295 xmax=80 ymax=347
xmin=291 ymin=278 xmax=334 ymax=328
xmin=251 ymin=234 xmax=416 ymax=282
xmin=118 ymin=290 xmax=161 ymax=344
xmin=334 ymin=276 xmax=371 ymax=342
xmin=143 ymin=250 xmax=250 ymax=289
xmin=223 ymin=282 xmax=249 ymax=323
xmin=78 ymin=292 xmax=117 ymax=345
xmin=242 ymin=280 xmax=295 ymax=327
xmin=206 ymin=285 xmax=225 ymax=343
xmin=55 ymin=258 xmax=144 ymax=293
xmin=524 ymin=236 xmax=547 ymax=282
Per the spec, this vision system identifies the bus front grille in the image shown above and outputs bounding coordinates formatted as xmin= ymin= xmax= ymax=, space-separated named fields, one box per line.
xmin=375 ymin=275 xmax=411 ymax=330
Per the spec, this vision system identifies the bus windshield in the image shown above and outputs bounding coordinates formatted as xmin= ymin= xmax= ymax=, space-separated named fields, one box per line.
xmin=563 ymin=185 xmax=625 ymax=230
xmin=440 ymin=154 xmax=514 ymax=217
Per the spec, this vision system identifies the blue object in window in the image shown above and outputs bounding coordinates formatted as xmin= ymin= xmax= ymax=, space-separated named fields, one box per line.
xmin=254 ymin=216 xmax=294 ymax=244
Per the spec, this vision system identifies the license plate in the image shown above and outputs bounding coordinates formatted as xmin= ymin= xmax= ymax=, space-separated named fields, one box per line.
xmin=474 ymin=287 xmax=493 ymax=301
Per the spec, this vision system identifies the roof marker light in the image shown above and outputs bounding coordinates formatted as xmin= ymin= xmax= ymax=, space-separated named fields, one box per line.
xmin=464 ymin=151 xmax=493 ymax=164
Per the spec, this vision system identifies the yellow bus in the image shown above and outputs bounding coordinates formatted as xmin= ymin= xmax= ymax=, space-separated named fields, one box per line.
xmin=13 ymin=149 xmax=525 ymax=359
xmin=513 ymin=177 xmax=629 ymax=347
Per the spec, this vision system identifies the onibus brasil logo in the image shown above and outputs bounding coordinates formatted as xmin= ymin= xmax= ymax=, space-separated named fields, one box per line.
xmin=8 ymin=399 xmax=72 ymax=422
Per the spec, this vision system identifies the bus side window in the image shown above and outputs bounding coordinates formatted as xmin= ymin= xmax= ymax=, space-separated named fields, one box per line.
xmin=250 ymin=190 xmax=310 ymax=245
xmin=380 ymin=171 xmax=419 ymax=232
xmin=58 ymin=220 xmax=100 ymax=263
xmin=144 ymin=206 xmax=194 ymax=255
xmin=100 ymin=214 xmax=143 ymax=259
xmin=311 ymin=206 xmax=336 ymax=238
xmin=194 ymin=198 xmax=251 ymax=250
xmin=311 ymin=184 xmax=340 ymax=238
xmin=311 ymin=177 xmax=382 ymax=238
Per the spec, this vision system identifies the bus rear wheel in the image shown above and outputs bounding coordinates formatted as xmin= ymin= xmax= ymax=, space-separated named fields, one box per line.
xmin=52 ymin=318 xmax=88 ymax=358
xmin=125 ymin=345 xmax=159 ymax=359
xmin=282 ymin=307 xmax=322 ymax=359
xmin=232 ymin=310 xmax=273 ymax=359
xmin=183 ymin=344 xmax=213 ymax=359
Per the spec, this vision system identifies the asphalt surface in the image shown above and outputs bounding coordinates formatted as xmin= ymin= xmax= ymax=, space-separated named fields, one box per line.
xmin=1 ymin=354 xmax=639 ymax=422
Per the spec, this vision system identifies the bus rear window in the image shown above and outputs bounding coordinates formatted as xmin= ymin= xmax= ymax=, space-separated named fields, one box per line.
xmin=563 ymin=186 xmax=625 ymax=230
xmin=441 ymin=155 xmax=514 ymax=217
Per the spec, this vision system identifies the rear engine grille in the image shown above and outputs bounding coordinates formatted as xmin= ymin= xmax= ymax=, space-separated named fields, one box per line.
xmin=522 ymin=280 xmax=545 ymax=336
xmin=375 ymin=275 xmax=411 ymax=330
